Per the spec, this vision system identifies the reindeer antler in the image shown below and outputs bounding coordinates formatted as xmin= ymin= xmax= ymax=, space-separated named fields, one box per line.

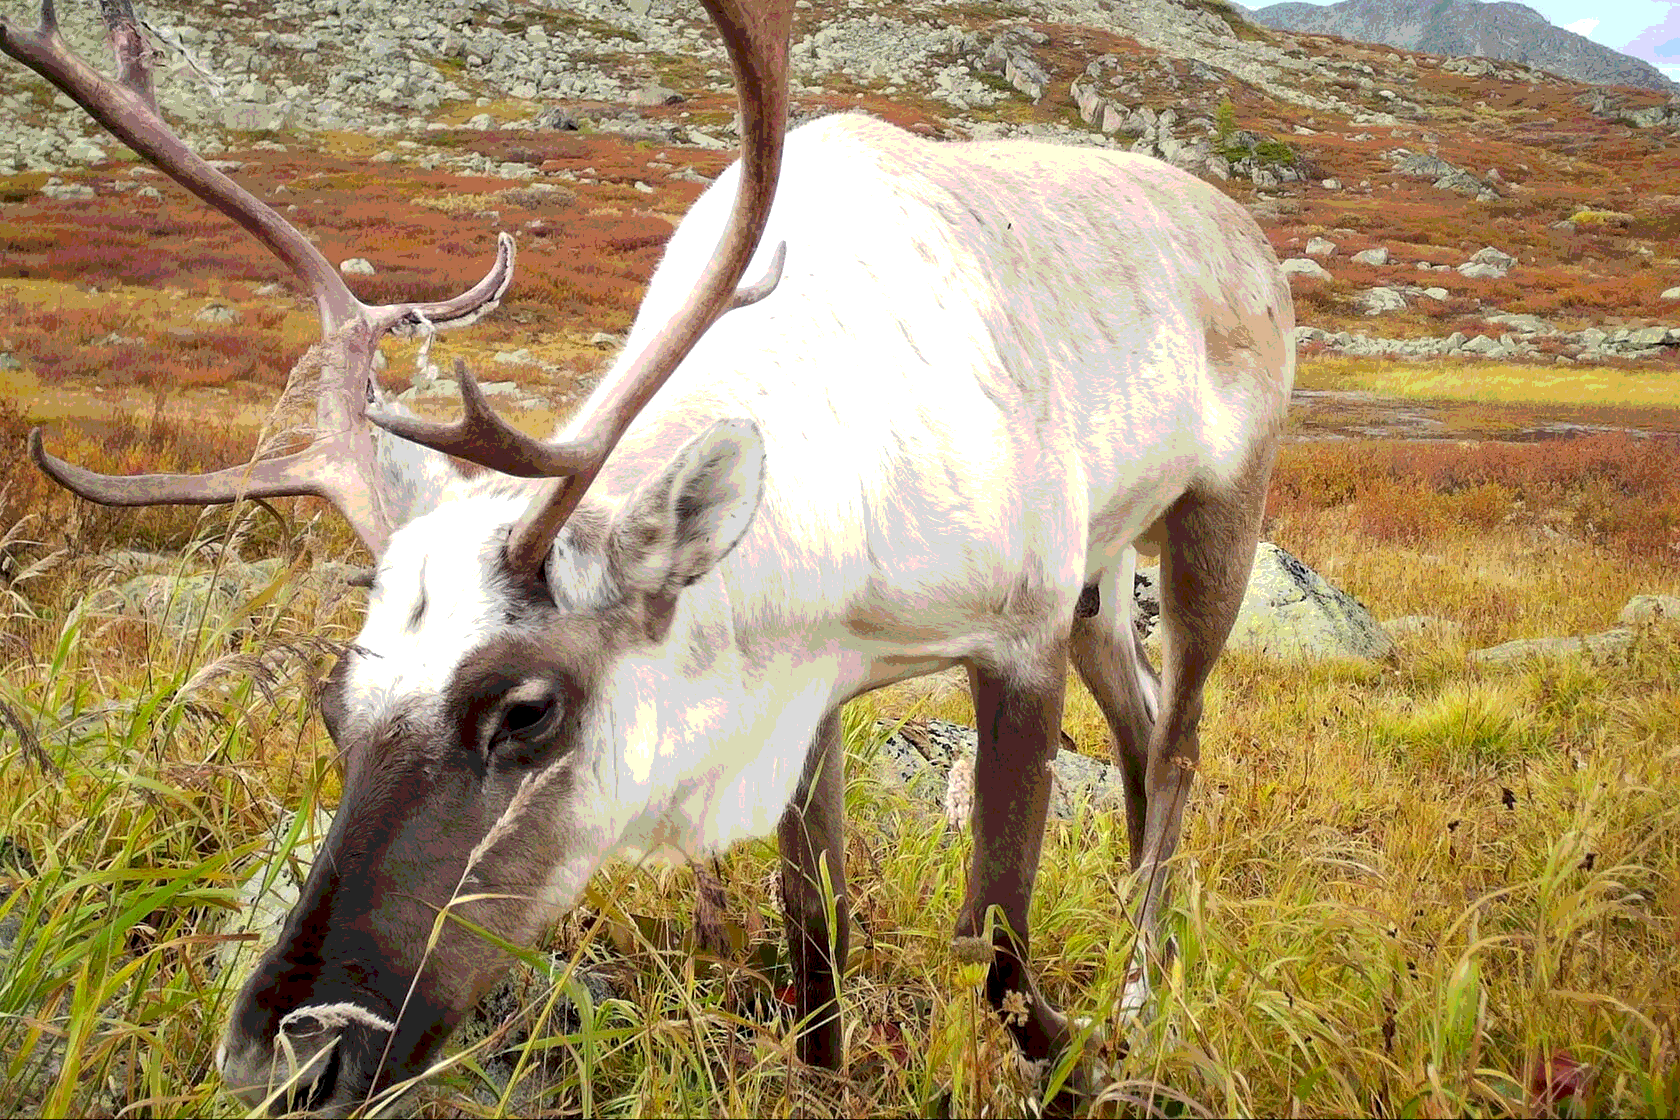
xmin=2 ymin=0 xmax=515 ymax=557
xmin=366 ymin=0 xmax=796 ymax=575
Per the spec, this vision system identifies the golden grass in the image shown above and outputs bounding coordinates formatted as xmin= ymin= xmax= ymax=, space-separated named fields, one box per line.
xmin=1299 ymin=354 xmax=1680 ymax=412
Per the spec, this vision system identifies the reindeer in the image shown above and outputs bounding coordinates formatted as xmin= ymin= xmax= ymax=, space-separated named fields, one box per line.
xmin=5 ymin=0 xmax=1294 ymax=1111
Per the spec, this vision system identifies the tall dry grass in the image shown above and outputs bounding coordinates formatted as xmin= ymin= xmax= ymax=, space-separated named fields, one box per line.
xmin=1 ymin=399 xmax=1676 ymax=1117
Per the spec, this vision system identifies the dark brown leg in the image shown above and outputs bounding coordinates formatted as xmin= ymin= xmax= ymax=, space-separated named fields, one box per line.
xmin=777 ymin=709 xmax=849 ymax=1069
xmin=956 ymin=654 xmax=1072 ymax=1063
xmin=1133 ymin=470 xmax=1269 ymax=953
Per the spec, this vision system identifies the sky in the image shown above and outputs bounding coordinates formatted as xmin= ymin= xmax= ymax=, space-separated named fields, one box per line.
xmin=1275 ymin=0 xmax=1680 ymax=83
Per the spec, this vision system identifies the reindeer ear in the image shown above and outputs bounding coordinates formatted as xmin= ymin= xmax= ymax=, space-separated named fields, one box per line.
xmin=609 ymin=419 xmax=764 ymax=599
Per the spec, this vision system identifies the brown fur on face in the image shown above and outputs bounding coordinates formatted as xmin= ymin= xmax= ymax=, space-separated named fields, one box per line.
xmin=226 ymin=619 xmax=633 ymax=1110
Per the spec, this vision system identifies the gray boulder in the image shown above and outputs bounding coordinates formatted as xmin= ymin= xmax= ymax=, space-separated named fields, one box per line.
xmin=88 ymin=554 xmax=362 ymax=636
xmin=1457 ymin=246 xmax=1515 ymax=278
xmin=1351 ymin=246 xmax=1390 ymax=266
xmin=1305 ymin=236 xmax=1337 ymax=258
xmin=1225 ymin=543 xmax=1395 ymax=661
xmin=93 ymin=560 xmax=283 ymax=634
xmin=629 ymin=81 xmax=683 ymax=108
xmin=1359 ymin=286 xmax=1407 ymax=314
xmin=218 ymin=807 xmax=335 ymax=979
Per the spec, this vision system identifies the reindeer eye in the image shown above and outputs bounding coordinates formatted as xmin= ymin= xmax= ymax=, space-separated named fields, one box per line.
xmin=489 ymin=686 xmax=560 ymax=753
xmin=502 ymin=701 xmax=552 ymax=736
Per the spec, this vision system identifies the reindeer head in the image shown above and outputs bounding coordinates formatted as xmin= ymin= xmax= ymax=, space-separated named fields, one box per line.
xmin=3 ymin=0 xmax=793 ymax=1110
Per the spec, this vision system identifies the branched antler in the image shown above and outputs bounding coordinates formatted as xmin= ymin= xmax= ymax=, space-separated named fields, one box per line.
xmin=2 ymin=0 xmax=516 ymax=557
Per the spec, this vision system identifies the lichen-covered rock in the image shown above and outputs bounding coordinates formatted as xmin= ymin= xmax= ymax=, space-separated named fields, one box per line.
xmin=217 ymin=807 xmax=335 ymax=980
xmin=1470 ymin=629 xmax=1635 ymax=664
xmin=1226 ymin=543 xmax=1395 ymax=661
xmin=874 ymin=718 xmax=1122 ymax=829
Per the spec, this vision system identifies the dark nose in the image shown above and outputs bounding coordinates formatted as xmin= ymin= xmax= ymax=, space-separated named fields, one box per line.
xmin=273 ymin=1012 xmax=346 ymax=1115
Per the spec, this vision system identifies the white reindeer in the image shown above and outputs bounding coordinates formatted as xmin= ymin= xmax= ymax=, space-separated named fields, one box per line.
xmin=5 ymin=0 xmax=1292 ymax=1111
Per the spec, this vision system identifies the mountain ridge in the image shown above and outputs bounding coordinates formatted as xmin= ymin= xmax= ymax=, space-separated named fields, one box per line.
xmin=1243 ymin=0 xmax=1677 ymax=93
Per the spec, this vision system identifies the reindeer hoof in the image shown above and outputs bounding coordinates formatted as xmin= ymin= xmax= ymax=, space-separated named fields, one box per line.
xmin=1014 ymin=1015 xmax=1116 ymax=1105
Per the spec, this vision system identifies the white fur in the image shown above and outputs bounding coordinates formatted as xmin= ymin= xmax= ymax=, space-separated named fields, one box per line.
xmin=347 ymin=492 xmax=530 ymax=721
xmin=352 ymin=112 xmax=1292 ymax=899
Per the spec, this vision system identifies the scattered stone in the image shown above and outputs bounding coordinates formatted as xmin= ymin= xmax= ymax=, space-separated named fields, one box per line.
xmin=1457 ymin=246 xmax=1516 ymax=279
xmin=222 ymin=101 xmax=289 ymax=132
xmin=194 ymin=303 xmax=240 ymax=324
xmin=40 ymin=181 xmax=94 ymax=200
xmin=1619 ymin=594 xmax=1680 ymax=626
xmin=1351 ymin=246 xmax=1390 ymax=266
xmin=1281 ymin=257 xmax=1333 ymax=281
xmin=340 ymin=257 xmax=376 ymax=275
xmin=1305 ymin=236 xmax=1337 ymax=258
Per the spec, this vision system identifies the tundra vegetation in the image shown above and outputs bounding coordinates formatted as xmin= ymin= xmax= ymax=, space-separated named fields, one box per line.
xmin=2 ymin=351 xmax=1676 ymax=1120
xmin=2 ymin=1 xmax=1678 ymax=1116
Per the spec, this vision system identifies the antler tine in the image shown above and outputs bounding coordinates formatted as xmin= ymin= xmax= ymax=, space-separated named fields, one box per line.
xmin=503 ymin=0 xmax=793 ymax=572
xmin=29 ymin=425 xmax=396 ymax=556
xmin=367 ymin=0 xmax=795 ymax=575
xmin=367 ymin=239 xmax=785 ymax=477
xmin=367 ymin=232 xmax=519 ymax=338
xmin=0 ymin=0 xmax=360 ymax=330
xmin=370 ymin=357 xmax=562 ymax=478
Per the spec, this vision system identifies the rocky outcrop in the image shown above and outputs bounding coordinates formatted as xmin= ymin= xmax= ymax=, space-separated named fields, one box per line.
xmin=1385 ymin=148 xmax=1500 ymax=201
xmin=1245 ymin=0 xmax=1678 ymax=94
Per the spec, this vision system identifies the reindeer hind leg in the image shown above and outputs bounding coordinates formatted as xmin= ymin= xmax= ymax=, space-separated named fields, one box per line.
xmin=1070 ymin=548 xmax=1161 ymax=865
xmin=1128 ymin=457 xmax=1272 ymax=1001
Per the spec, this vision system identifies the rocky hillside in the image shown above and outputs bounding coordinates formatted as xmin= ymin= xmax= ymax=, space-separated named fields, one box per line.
xmin=1244 ymin=0 xmax=1677 ymax=93
xmin=3 ymin=0 xmax=1679 ymax=377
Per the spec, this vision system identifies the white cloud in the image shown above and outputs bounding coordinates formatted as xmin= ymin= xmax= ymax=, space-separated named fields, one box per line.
xmin=1563 ymin=17 xmax=1600 ymax=37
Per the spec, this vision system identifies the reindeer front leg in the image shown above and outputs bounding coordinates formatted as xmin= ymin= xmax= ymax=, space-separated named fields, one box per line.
xmin=957 ymin=653 xmax=1075 ymax=1065
xmin=778 ymin=710 xmax=849 ymax=1068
